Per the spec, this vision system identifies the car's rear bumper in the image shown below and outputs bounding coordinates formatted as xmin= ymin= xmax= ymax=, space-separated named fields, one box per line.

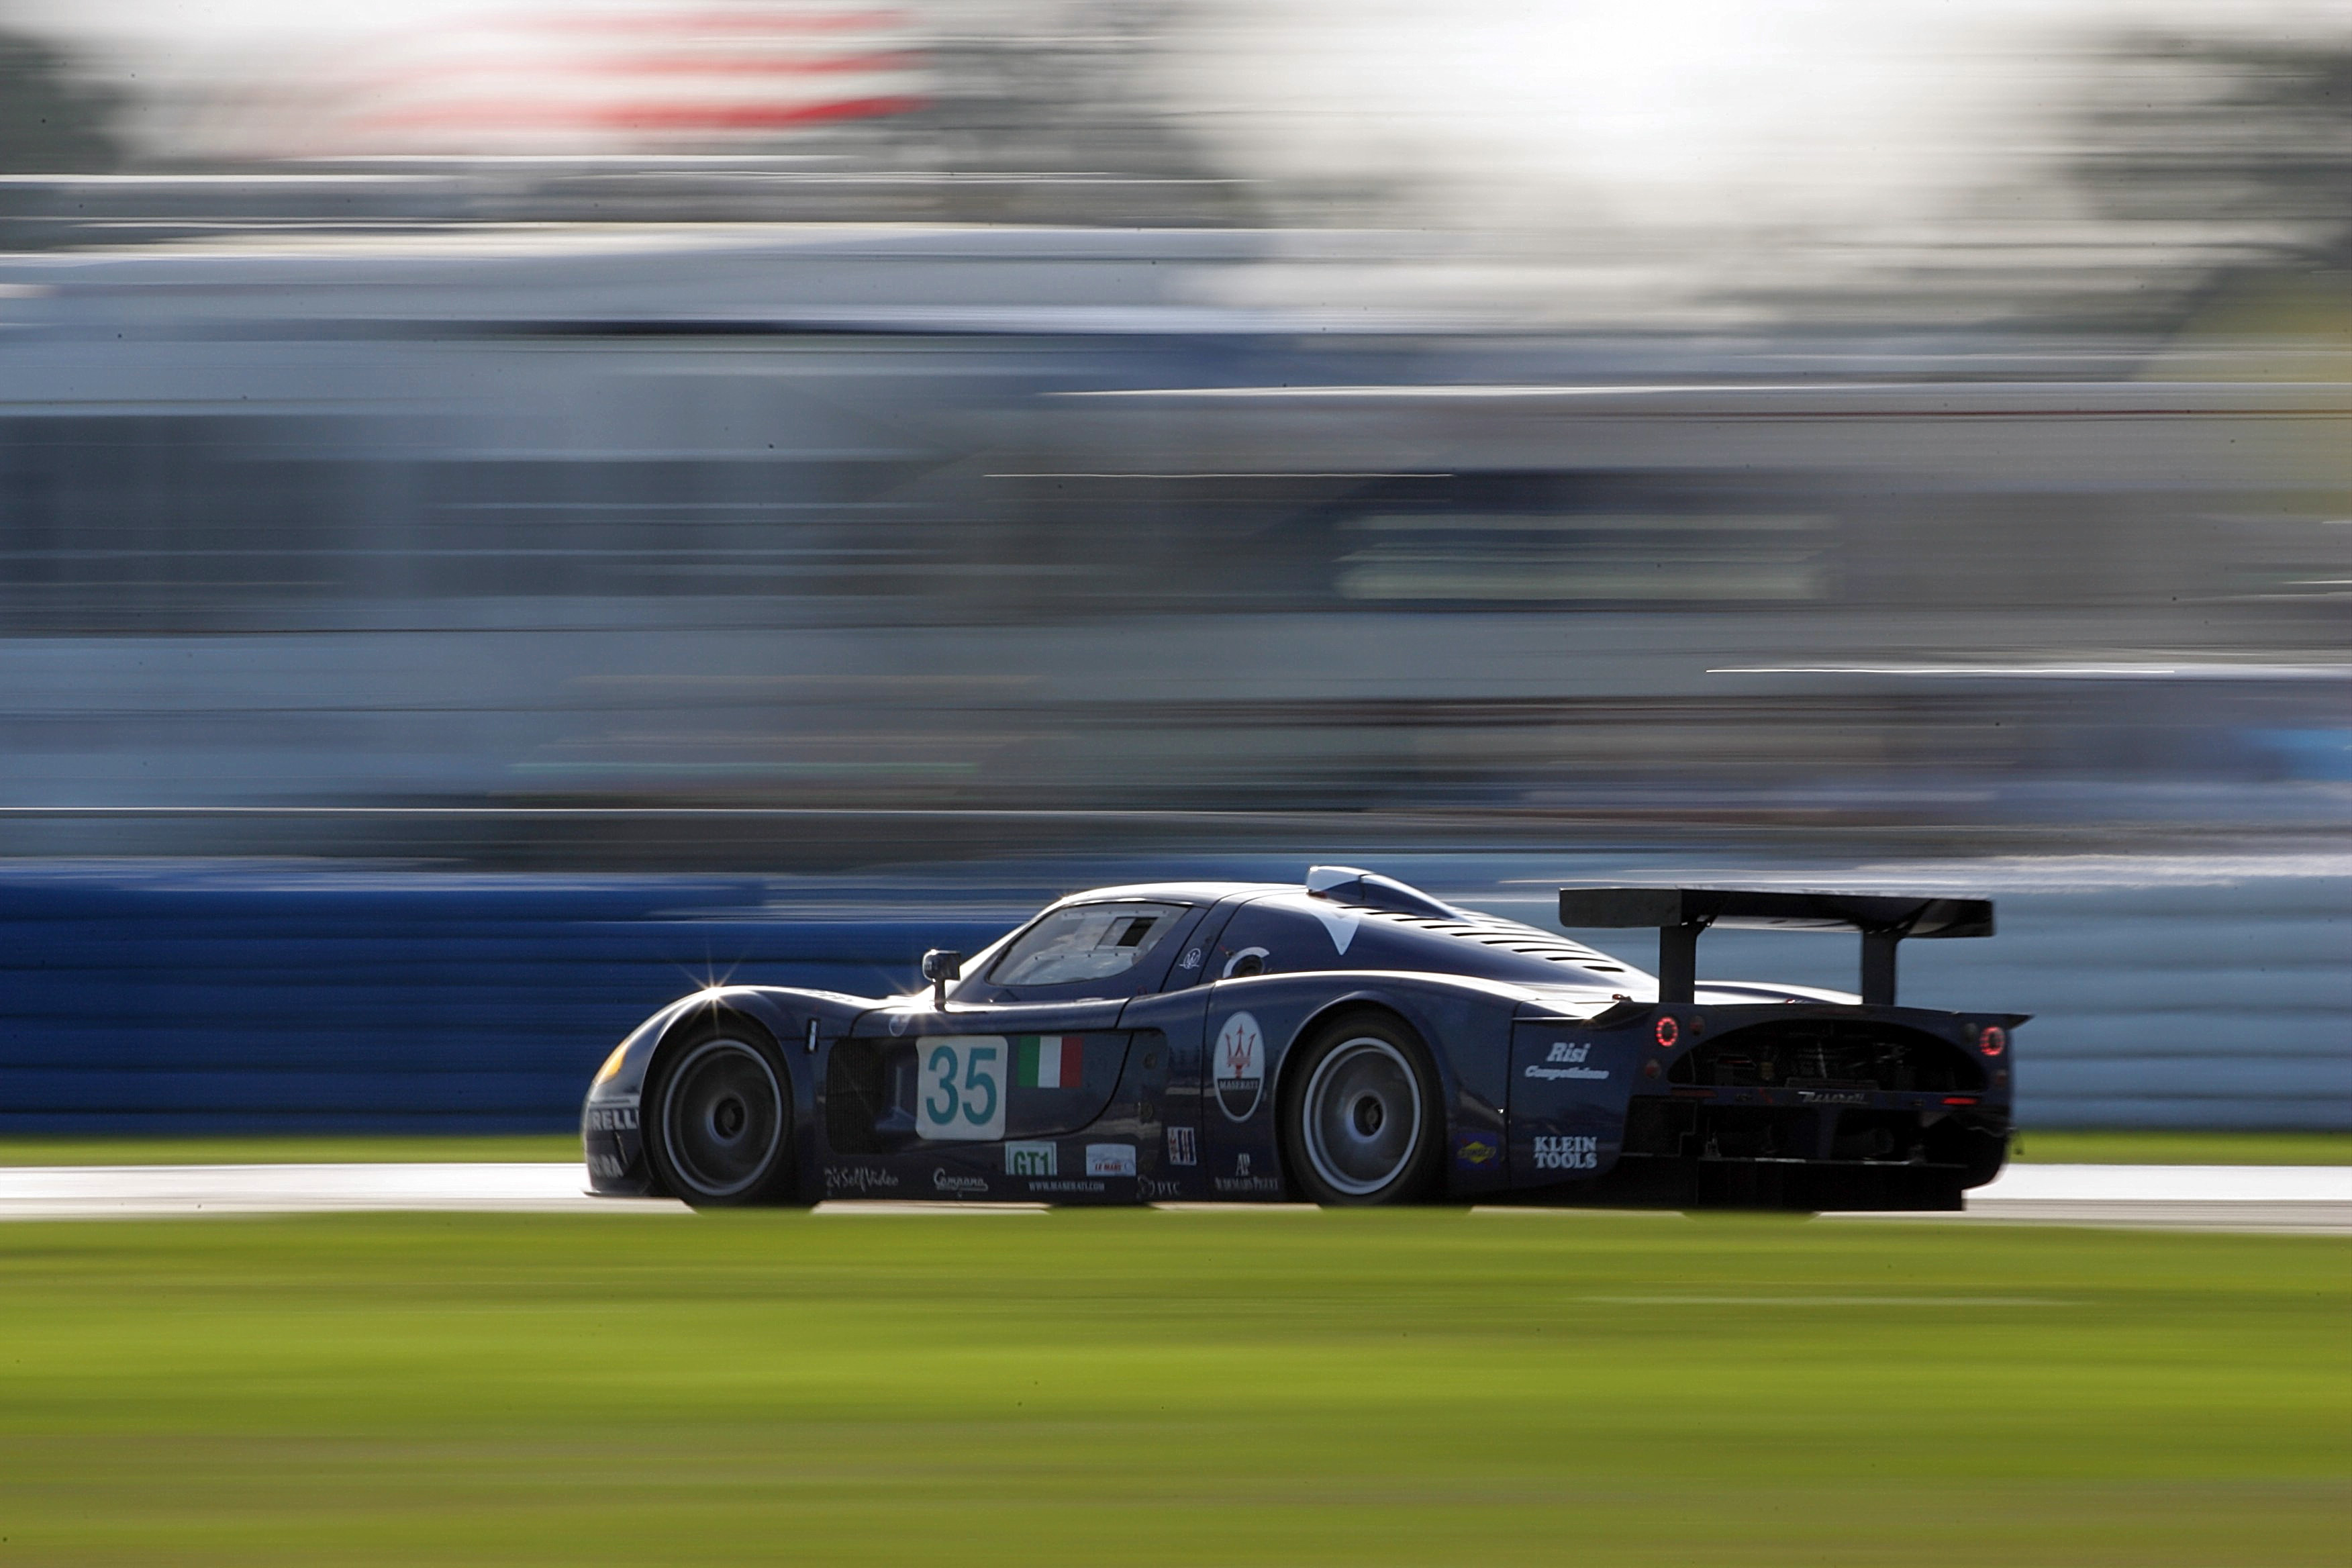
xmin=1558 ymin=1154 xmax=1979 ymax=1211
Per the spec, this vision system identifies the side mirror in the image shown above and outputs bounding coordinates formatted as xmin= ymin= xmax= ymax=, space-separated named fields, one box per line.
xmin=920 ymin=949 xmax=964 ymax=1008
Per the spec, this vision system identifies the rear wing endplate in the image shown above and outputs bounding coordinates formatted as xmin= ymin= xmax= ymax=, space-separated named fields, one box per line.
xmin=1556 ymin=887 xmax=1994 ymax=1007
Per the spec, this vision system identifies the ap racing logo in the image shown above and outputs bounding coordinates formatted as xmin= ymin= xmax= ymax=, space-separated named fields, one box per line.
xmin=1214 ymin=1012 xmax=1266 ymax=1122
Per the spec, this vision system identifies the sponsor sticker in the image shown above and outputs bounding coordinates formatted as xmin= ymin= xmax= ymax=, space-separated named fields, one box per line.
xmin=914 ymin=1036 xmax=1008 ymax=1141
xmin=825 ymin=1165 xmax=901 ymax=1194
xmin=1532 ymin=1134 xmax=1600 ymax=1171
xmin=1140 ymin=1177 xmax=1184 ymax=1200
xmin=1085 ymin=1143 xmax=1138 ymax=1178
xmin=583 ymin=1104 xmax=639 ymax=1133
xmin=586 ymin=1152 xmax=628 ymax=1180
xmin=1026 ymin=1179 xmax=1106 ymax=1194
xmin=1212 ymin=1149 xmax=1285 ymax=1195
xmin=1214 ymin=1012 xmax=1267 ymax=1122
xmin=1453 ymin=1132 xmax=1500 ymax=1169
xmin=932 ymin=1168 xmax=990 ymax=1195
xmin=1525 ymin=1040 xmax=1611 ymax=1081
xmin=1165 ymin=1124 xmax=1198 ymax=1166
xmin=1005 ymin=1140 xmax=1057 ymax=1177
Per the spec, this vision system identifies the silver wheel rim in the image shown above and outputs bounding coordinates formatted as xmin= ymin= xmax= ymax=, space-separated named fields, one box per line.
xmin=662 ymin=1039 xmax=784 ymax=1198
xmin=1300 ymin=1036 xmax=1423 ymax=1197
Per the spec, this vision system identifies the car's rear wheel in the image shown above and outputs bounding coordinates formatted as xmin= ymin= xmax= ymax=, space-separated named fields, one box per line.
xmin=645 ymin=1024 xmax=797 ymax=1207
xmin=1282 ymin=1014 xmax=1443 ymax=1206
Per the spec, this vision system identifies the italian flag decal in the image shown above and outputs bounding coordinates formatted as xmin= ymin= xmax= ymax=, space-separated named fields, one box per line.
xmin=1015 ymin=1036 xmax=1083 ymax=1088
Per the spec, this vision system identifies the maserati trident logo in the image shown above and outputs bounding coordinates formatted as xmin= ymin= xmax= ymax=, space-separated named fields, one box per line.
xmin=1214 ymin=1012 xmax=1266 ymax=1121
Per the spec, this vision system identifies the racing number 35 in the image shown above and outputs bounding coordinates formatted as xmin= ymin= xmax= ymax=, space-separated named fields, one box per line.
xmin=914 ymin=1036 xmax=1008 ymax=1140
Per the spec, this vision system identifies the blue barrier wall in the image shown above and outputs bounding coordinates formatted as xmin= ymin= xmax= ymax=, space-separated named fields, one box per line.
xmin=2 ymin=859 xmax=2343 ymax=1134
xmin=0 ymin=866 xmax=1018 ymax=1134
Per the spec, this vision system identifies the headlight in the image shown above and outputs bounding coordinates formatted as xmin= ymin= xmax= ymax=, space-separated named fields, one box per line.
xmin=591 ymin=1040 xmax=630 ymax=1090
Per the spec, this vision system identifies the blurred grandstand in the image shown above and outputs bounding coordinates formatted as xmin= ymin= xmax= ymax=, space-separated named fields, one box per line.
xmin=0 ymin=1 xmax=2340 ymax=1129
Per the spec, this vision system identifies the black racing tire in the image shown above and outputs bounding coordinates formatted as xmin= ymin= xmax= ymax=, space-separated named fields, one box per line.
xmin=644 ymin=1020 xmax=799 ymax=1208
xmin=1279 ymin=1012 xmax=1444 ymax=1207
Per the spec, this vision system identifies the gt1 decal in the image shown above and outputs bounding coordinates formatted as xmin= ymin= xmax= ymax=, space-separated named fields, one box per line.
xmin=914 ymin=1036 xmax=1008 ymax=1141
xmin=1165 ymin=1125 xmax=1198 ymax=1166
xmin=1085 ymin=1143 xmax=1138 ymax=1178
xmin=1532 ymin=1135 xmax=1600 ymax=1171
xmin=1005 ymin=1140 xmax=1057 ymax=1176
xmin=1214 ymin=1012 xmax=1267 ymax=1122
xmin=1523 ymin=1040 xmax=1609 ymax=1082
xmin=583 ymin=1104 xmax=639 ymax=1132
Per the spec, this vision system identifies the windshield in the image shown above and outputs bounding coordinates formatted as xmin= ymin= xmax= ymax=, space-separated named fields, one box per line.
xmin=986 ymin=901 xmax=1189 ymax=987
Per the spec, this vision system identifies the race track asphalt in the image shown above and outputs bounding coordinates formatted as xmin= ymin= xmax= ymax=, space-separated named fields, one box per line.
xmin=0 ymin=1162 xmax=2341 ymax=1230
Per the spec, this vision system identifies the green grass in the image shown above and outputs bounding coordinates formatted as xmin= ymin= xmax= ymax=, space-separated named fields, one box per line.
xmin=2012 ymin=1130 xmax=2352 ymax=1165
xmin=1 ymin=1128 xmax=2341 ymax=1168
xmin=0 ymin=1211 xmax=2341 ymax=1566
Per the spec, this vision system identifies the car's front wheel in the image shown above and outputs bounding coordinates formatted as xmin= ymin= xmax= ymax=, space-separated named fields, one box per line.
xmin=645 ymin=1024 xmax=797 ymax=1207
xmin=1282 ymin=1014 xmax=1443 ymax=1206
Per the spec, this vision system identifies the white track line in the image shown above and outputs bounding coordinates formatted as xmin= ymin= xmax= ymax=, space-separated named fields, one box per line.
xmin=0 ymin=1163 xmax=2339 ymax=1228
xmin=0 ymin=1163 xmax=669 ymax=1219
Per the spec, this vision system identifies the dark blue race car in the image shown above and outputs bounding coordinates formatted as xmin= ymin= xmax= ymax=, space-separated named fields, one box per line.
xmin=583 ymin=867 xmax=2022 ymax=1211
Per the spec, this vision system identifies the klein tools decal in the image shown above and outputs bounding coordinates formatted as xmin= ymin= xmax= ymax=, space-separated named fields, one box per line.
xmin=1532 ymin=1134 xmax=1600 ymax=1171
xmin=1523 ymin=1040 xmax=1610 ymax=1081
xmin=1213 ymin=1012 xmax=1267 ymax=1121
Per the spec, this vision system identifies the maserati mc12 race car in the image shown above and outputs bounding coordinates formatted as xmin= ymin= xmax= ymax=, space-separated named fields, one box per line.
xmin=581 ymin=867 xmax=2021 ymax=1210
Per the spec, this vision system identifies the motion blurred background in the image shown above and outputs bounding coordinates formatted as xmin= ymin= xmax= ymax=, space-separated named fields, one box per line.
xmin=0 ymin=0 xmax=2343 ymax=1135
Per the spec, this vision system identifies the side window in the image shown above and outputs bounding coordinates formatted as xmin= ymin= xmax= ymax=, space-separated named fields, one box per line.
xmin=987 ymin=902 xmax=1190 ymax=988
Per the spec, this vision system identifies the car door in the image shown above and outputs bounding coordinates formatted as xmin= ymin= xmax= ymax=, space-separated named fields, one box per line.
xmin=827 ymin=900 xmax=1210 ymax=1162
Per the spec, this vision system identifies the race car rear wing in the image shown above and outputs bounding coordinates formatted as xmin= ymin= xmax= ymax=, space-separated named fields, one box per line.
xmin=1555 ymin=887 xmax=1995 ymax=1007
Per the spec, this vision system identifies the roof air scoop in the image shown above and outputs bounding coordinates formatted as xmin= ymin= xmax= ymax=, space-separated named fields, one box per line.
xmin=1305 ymin=866 xmax=1463 ymax=919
